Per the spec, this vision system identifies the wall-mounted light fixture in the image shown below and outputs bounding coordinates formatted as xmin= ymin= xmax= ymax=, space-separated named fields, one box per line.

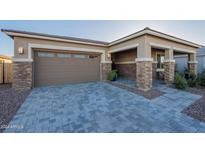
xmin=18 ymin=47 xmax=24 ymax=54
xmin=107 ymin=53 xmax=111 ymax=58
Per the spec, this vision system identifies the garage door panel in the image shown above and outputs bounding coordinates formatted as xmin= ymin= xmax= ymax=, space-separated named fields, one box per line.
xmin=34 ymin=51 xmax=100 ymax=87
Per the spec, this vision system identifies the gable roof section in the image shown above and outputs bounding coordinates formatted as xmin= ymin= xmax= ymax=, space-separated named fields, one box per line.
xmin=109 ymin=27 xmax=202 ymax=48
xmin=1 ymin=27 xmax=203 ymax=48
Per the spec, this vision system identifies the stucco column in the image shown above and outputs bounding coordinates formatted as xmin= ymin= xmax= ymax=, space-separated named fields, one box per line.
xmin=136 ymin=41 xmax=153 ymax=91
xmin=164 ymin=48 xmax=175 ymax=84
xmin=100 ymin=51 xmax=112 ymax=81
xmin=188 ymin=53 xmax=197 ymax=75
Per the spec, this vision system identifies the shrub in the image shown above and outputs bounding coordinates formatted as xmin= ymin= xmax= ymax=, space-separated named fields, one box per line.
xmin=184 ymin=68 xmax=190 ymax=80
xmin=183 ymin=68 xmax=197 ymax=87
xmin=175 ymin=70 xmax=183 ymax=76
xmin=198 ymin=70 xmax=205 ymax=87
xmin=107 ymin=70 xmax=118 ymax=81
xmin=174 ymin=73 xmax=188 ymax=89
xmin=187 ymin=72 xmax=197 ymax=87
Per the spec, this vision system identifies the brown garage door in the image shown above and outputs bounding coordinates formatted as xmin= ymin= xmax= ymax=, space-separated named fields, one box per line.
xmin=34 ymin=51 xmax=100 ymax=87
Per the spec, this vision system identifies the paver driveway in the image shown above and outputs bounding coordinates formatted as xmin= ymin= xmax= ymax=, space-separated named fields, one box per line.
xmin=5 ymin=82 xmax=205 ymax=133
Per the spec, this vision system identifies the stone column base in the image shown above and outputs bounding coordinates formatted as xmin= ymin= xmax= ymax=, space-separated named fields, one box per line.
xmin=188 ymin=61 xmax=197 ymax=75
xmin=136 ymin=58 xmax=153 ymax=91
xmin=13 ymin=62 xmax=33 ymax=90
xmin=164 ymin=60 xmax=175 ymax=84
xmin=100 ymin=62 xmax=112 ymax=81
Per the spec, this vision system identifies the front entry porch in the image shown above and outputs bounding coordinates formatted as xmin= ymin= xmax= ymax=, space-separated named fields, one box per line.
xmin=108 ymin=43 xmax=197 ymax=91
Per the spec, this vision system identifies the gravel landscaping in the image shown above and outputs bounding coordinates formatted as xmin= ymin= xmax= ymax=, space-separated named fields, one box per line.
xmin=0 ymin=84 xmax=30 ymax=132
xmin=182 ymin=87 xmax=205 ymax=122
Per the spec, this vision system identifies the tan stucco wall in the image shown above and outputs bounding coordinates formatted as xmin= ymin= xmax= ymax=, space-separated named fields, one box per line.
xmin=14 ymin=33 xmax=198 ymax=61
xmin=14 ymin=37 xmax=107 ymax=59
xmin=108 ymin=36 xmax=144 ymax=52
xmin=108 ymin=34 xmax=198 ymax=59
xmin=147 ymin=35 xmax=198 ymax=52
xmin=137 ymin=35 xmax=151 ymax=58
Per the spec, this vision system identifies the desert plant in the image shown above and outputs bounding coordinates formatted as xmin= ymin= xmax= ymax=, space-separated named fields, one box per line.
xmin=174 ymin=73 xmax=188 ymax=89
xmin=198 ymin=70 xmax=205 ymax=87
xmin=184 ymin=68 xmax=190 ymax=80
xmin=182 ymin=68 xmax=197 ymax=87
xmin=107 ymin=70 xmax=118 ymax=81
xmin=187 ymin=72 xmax=197 ymax=87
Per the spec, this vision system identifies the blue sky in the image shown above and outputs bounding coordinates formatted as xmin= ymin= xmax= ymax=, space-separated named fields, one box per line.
xmin=0 ymin=20 xmax=205 ymax=56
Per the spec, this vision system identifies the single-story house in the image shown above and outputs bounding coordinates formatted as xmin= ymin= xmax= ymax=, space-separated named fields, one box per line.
xmin=0 ymin=55 xmax=12 ymax=63
xmin=175 ymin=47 xmax=205 ymax=74
xmin=1 ymin=27 xmax=202 ymax=91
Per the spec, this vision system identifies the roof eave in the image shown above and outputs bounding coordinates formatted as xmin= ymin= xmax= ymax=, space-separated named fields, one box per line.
xmin=109 ymin=28 xmax=202 ymax=48
xmin=1 ymin=28 xmax=203 ymax=49
xmin=1 ymin=30 xmax=108 ymax=47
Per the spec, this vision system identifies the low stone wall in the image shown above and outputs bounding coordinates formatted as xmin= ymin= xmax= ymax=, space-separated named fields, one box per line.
xmin=115 ymin=64 xmax=136 ymax=80
xmin=13 ymin=62 xmax=33 ymax=89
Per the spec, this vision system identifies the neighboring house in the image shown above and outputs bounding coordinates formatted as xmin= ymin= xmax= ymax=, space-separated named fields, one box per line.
xmin=175 ymin=47 xmax=205 ymax=74
xmin=0 ymin=55 xmax=13 ymax=84
xmin=0 ymin=55 xmax=12 ymax=63
xmin=1 ymin=28 xmax=202 ymax=91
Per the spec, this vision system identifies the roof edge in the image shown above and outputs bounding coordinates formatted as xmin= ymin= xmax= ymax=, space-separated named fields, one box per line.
xmin=1 ymin=28 xmax=203 ymax=49
xmin=109 ymin=27 xmax=203 ymax=48
xmin=1 ymin=29 xmax=108 ymax=47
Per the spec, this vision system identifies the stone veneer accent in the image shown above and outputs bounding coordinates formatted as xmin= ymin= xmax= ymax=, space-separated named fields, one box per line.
xmin=115 ymin=64 xmax=136 ymax=80
xmin=164 ymin=61 xmax=175 ymax=84
xmin=152 ymin=62 xmax=157 ymax=79
xmin=13 ymin=62 xmax=33 ymax=89
xmin=101 ymin=63 xmax=112 ymax=81
xmin=188 ymin=62 xmax=197 ymax=75
xmin=136 ymin=61 xmax=152 ymax=91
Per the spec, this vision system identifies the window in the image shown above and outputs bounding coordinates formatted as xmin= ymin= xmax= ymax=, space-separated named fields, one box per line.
xmin=57 ymin=53 xmax=71 ymax=58
xmin=38 ymin=52 xmax=73 ymax=58
xmin=73 ymin=54 xmax=88 ymax=59
xmin=37 ymin=51 xmax=98 ymax=59
xmin=38 ymin=52 xmax=56 ymax=58
xmin=89 ymin=55 xmax=99 ymax=59
xmin=157 ymin=54 xmax=165 ymax=69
